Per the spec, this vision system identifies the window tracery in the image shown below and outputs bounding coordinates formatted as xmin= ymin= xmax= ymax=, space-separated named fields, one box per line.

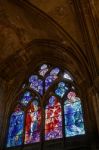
xmin=6 ymin=64 xmax=85 ymax=148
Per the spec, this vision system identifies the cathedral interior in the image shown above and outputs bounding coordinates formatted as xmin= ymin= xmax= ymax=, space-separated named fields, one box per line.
xmin=0 ymin=0 xmax=99 ymax=150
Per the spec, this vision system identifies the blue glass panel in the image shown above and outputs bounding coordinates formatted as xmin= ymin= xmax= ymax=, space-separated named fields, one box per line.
xmin=64 ymin=101 xmax=82 ymax=115
xmin=50 ymin=68 xmax=60 ymax=76
xmin=45 ymin=75 xmax=57 ymax=91
xmin=64 ymin=112 xmax=84 ymax=126
xmin=7 ymin=135 xmax=23 ymax=147
xmin=29 ymin=75 xmax=43 ymax=95
xmin=55 ymin=82 xmax=68 ymax=98
xmin=20 ymin=91 xmax=32 ymax=106
xmin=45 ymin=67 xmax=60 ymax=91
xmin=29 ymin=75 xmax=38 ymax=83
xmin=39 ymin=64 xmax=49 ymax=77
xmin=64 ymin=92 xmax=85 ymax=137
xmin=7 ymin=111 xmax=24 ymax=147
xmin=65 ymin=123 xmax=85 ymax=137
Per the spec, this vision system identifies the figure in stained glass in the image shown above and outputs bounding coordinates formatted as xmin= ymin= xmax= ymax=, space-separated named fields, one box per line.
xmin=45 ymin=96 xmax=62 ymax=140
xmin=64 ymin=92 xmax=85 ymax=137
xmin=25 ymin=100 xmax=41 ymax=144
xmin=6 ymin=106 xmax=24 ymax=147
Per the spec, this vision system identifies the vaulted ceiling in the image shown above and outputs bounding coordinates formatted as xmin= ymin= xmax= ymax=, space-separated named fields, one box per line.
xmin=0 ymin=0 xmax=98 ymax=82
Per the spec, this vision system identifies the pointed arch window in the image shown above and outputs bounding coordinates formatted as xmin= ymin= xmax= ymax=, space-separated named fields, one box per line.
xmin=64 ymin=91 xmax=85 ymax=137
xmin=25 ymin=100 xmax=41 ymax=144
xmin=45 ymin=96 xmax=62 ymax=140
xmin=6 ymin=64 xmax=85 ymax=148
xmin=6 ymin=105 xmax=24 ymax=147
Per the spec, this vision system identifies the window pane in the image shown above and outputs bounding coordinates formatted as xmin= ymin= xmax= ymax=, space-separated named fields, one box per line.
xmin=65 ymin=123 xmax=85 ymax=137
xmin=29 ymin=75 xmax=43 ymax=95
xmin=45 ymin=96 xmax=62 ymax=140
xmin=45 ymin=105 xmax=61 ymax=118
xmin=55 ymin=82 xmax=69 ymax=98
xmin=45 ymin=127 xmax=62 ymax=140
xmin=64 ymin=101 xmax=82 ymax=114
xmin=7 ymin=135 xmax=23 ymax=147
xmin=39 ymin=64 xmax=49 ymax=77
xmin=25 ymin=100 xmax=41 ymax=144
xmin=45 ymin=116 xmax=62 ymax=130
xmin=45 ymin=75 xmax=57 ymax=91
xmin=25 ymin=132 xmax=40 ymax=144
xmin=63 ymin=72 xmax=73 ymax=81
xmin=20 ymin=91 xmax=32 ymax=106
xmin=45 ymin=67 xmax=60 ymax=91
xmin=50 ymin=67 xmax=60 ymax=76
xmin=6 ymin=106 xmax=24 ymax=147
xmin=64 ymin=92 xmax=85 ymax=137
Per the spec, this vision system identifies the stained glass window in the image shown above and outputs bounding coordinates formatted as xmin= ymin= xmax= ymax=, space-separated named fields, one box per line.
xmin=29 ymin=75 xmax=43 ymax=95
xmin=45 ymin=96 xmax=62 ymax=140
xmin=45 ymin=67 xmax=60 ymax=91
xmin=39 ymin=64 xmax=49 ymax=77
xmin=55 ymin=82 xmax=68 ymax=98
xmin=19 ymin=91 xmax=32 ymax=106
xmin=6 ymin=64 xmax=85 ymax=148
xmin=6 ymin=105 xmax=24 ymax=147
xmin=25 ymin=100 xmax=41 ymax=144
xmin=63 ymin=72 xmax=73 ymax=81
xmin=50 ymin=67 xmax=60 ymax=76
xmin=64 ymin=92 xmax=85 ymax=137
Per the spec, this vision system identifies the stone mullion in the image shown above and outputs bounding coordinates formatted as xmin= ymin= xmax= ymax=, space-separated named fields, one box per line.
xmin=40 ymin=106 xmax=45 ymax=150
xmin=61 ymin=99 xmax=65 ymax=148
xmin=40 ymin=78 xmax=45 ymax=150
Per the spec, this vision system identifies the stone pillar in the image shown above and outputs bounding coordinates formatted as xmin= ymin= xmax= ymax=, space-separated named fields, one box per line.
xmin=86 ymin=77 xmax=99 ymax=149
xmin=0 ymin=78 xmax=7 ymax=148
xmin=93 ymin=76 xmax=99 ymax=134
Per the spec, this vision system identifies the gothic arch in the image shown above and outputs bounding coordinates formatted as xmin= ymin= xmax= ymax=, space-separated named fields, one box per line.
xmin=5 ymin=63 xmax=86 ymax=148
